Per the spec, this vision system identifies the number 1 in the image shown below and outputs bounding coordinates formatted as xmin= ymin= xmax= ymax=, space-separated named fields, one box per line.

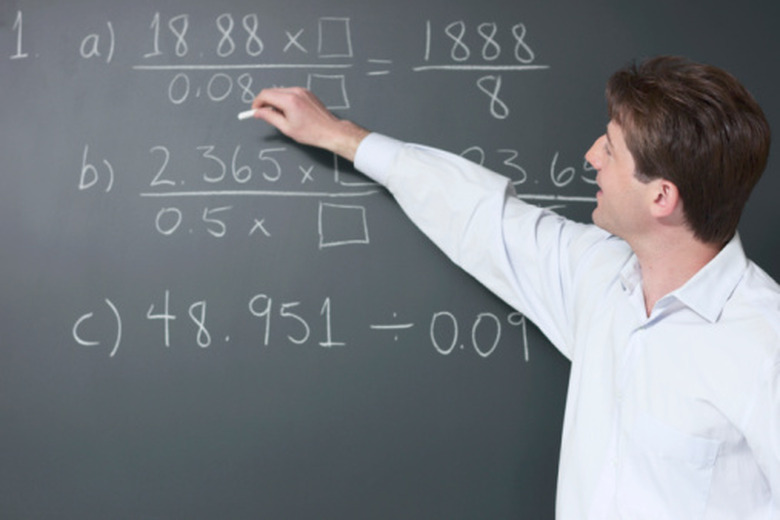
xmin=11 ymin=11 xmax=29 ymax=59
xmin=319 ymin=297 xmax=345 ymax=347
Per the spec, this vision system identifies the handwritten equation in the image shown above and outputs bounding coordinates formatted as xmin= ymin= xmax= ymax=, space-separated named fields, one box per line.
xmin=77 ymin=141 xmax=595 ymax=244
xmin=73 ymin=291 xmax=531 ymax=361
xmin=9 ymin=10 xmax=550 ymax=119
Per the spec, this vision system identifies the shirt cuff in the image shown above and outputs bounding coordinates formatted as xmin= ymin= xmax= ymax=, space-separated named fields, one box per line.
xmin=353 ymin=133 xmax=405 ymax=186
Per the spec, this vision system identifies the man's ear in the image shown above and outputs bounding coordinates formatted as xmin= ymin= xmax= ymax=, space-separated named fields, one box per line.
xmin=649 ymin=179 xmax=682 ymax=220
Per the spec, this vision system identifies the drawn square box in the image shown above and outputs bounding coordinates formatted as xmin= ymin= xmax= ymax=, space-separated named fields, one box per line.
xmin=318 ymin=17 xmax=353 ymax=58
xmin=318 ymin=203 xmax=369 ymax=248
xmin=307 ymin=74 xmax=350 ymax=110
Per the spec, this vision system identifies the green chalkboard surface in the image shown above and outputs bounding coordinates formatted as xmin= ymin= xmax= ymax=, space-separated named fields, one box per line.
xmin=1 ymin=0 xmax=777 ymax=518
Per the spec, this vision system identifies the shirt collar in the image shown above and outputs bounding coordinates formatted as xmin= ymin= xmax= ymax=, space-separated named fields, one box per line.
xmin=619 ymin=234 xmax=749 ymax=323
xmin=619 ymin=255 xmax=643 ymax=295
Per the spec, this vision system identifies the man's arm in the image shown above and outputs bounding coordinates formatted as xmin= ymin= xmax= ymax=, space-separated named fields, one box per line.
xmin=249 ymin=88 xmax=609 ymax=359
xmin=250 ymin=87 xmax=369 ymax=162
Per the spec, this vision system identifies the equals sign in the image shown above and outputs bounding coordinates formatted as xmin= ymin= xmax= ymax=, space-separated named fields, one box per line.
xmin=367 ymin=59 xmax=392 ymax=76
xmin=370 ymin=312 xmax=414 ymax=341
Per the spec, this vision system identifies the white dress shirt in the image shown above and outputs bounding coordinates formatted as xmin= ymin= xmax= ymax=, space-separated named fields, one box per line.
xmin=354 ymin=133 xmax=780 ymax=519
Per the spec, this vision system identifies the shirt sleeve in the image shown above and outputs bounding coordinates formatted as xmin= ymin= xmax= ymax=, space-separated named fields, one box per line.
xmin=354 ymin=133 xmax=402 ymax=186
xmin=354 ymin=133 xmax=609 ymax=359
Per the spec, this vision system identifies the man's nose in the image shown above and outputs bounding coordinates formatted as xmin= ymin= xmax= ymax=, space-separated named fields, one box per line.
xmin=585 ymin=135 xmax=605 ymax=170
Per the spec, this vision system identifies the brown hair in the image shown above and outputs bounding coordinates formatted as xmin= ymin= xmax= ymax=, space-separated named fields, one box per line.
xmin=606 ymin=56 xmax=771 ymax=245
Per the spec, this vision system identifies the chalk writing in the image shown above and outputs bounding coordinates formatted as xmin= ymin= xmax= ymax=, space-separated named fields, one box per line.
xmin=476 ymin=75 xmax=510 ymax=119
xmin=145 ymin=144 xmax=357 ymax=189
xmin=80 ymin=21 xmax=115 ymax=63
xmin=9 ymin=11 xmax=551 ymax=118
xmin=72 ymin=293 xmax=530 ymax=360
xmin=420 ymin=20 xmax=546 ymax=70
xmin=416 ymin=20 xmax=549 ymax=119
xmin=75 ymin=139 xmax=593 ymax=244
xmin=139 ymin=13 xmax=353 ymax=60
xmin=144 ymin=13 xmax=190 ymax=58
xmin=11 ymin=11 xmax=30 ymax=60
xmin=284 ymin=29 xmax=306 ymax=53
xmin=459 ymin=146 xmax=598 ymax=201
xmin=34 ymin=9 xmax=573 ymax=362
xmin=79 ymin=145 xmax=115 ymax=192
xmin=73 ymin=299 xmax=122 ymax=358
xmin=128 ymin=14 xmax=550 ymax=118
xmin=366 ymin=59 xmax=392 ymax=76
xmin=307 ymin=73 xmax=350 ymax=109
xmin=318 ymin=17 xmax=353 ymax=58
xmin=370 ymin=312 xmax=414 ymax=342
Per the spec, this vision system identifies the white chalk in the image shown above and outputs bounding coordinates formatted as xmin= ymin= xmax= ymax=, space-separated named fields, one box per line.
xmin=237 ymin=109 xmax=257 ymax=120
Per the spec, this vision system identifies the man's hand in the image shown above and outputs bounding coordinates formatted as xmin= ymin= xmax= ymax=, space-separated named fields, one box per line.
xmin=251 ymin=87 xmax=370 ymax=162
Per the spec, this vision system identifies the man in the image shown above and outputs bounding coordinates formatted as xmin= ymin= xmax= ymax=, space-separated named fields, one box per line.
xmin=250 ymin=56 xmax=778 ymax=519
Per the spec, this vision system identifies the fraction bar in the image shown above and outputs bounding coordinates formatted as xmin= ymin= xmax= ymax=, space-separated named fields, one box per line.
xmin=140 ymin=189 xmax=380 ymax=198
xmin=412 ymin=64 xmax=550 ymax=72
xmin=133 ymin=63 xmax=353 ymax=71
xmin=370 ymin=323 xmax=415 ymax=331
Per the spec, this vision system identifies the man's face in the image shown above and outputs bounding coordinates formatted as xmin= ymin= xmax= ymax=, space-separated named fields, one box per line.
xmin=586 ymin=121 xmax=654 ymax=241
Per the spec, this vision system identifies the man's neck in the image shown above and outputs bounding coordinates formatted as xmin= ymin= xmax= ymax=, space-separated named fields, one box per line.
xmin=631 ymin=232 xmax=722 ymax=316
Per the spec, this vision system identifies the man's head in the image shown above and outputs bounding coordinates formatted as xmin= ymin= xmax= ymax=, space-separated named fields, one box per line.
xmin=604 ymin=56 xmax=770 ymax=246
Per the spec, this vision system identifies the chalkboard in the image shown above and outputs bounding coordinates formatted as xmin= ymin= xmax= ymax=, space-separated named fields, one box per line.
xmin=1 ymin=0 xmax=777 ymax=518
